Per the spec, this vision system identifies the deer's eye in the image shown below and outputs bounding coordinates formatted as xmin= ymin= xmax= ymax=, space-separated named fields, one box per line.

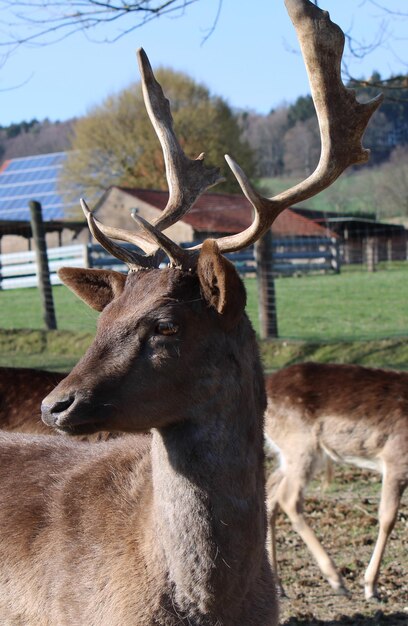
xmin=155 ymin=322 xmax=179 ymax=336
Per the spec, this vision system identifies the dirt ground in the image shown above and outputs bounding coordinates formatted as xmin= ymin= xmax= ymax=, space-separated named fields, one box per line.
xmin=270 ymin=466 xmax=408 ymax=626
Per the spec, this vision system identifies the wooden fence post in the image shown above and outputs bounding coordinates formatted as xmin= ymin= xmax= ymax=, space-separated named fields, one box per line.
xmin=29 ymin=201 xmax=57 ymax=330
xmin=255 ymin=229 xmax=278 ymax=339
xmin=365 ymin=237 xmax=377 ymax=272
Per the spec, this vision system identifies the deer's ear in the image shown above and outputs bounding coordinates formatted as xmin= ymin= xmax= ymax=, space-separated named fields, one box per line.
xmin=197 ymin=239 xmax=246 ymax=330
xmin=57 ymin=268 xmax=127 ymax=312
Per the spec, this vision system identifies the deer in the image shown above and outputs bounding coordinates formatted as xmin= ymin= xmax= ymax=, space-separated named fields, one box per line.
xmin=0 ymin=1 xmax=381 ymax=623
xmin=265 ymin=361 xmax=408 ymax=601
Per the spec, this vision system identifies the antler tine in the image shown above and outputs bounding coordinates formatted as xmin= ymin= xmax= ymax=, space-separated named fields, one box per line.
xmin=192 ymin=0 xmax=383 ymax=255
xmin=88 ymin=216 xmax=158 ymax=256
xmin=137 ymin=48 xmax=225 ymax=233
xmin=131 ymin=212 xmax=194 ymax=269
xmin=80 ymin=199 xmax=162 ymax=270
xmin=79 ymin=49 xmax=225 ymax=273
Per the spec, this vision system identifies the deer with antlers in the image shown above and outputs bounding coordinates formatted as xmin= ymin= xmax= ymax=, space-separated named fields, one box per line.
xmin=265 ymin=362 xmax=408 ymax=601
xmin=0 ymin=1 xmax=380 ymax=623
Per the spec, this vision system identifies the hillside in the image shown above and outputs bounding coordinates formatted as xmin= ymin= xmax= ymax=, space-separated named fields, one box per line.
xmin=259 ymin=149 xmax=408 ymax=221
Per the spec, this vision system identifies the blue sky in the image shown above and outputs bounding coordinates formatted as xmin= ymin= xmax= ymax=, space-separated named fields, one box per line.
xmin=1 ymin=0 xmax=408 ymax=126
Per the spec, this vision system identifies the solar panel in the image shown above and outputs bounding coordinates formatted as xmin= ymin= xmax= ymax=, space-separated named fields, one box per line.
xmin=0 ymin=152 xmax=78 ymax=222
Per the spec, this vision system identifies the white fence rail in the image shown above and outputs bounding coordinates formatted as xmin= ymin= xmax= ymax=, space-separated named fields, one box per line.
xmin=0 ymin=245 xmax=86 ymax=290
xmin=0 ymin=237 xmax=342 ymax=290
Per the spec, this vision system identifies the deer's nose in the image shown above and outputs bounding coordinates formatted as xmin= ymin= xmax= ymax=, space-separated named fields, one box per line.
xmin=41 ymin=394 xmax=76 ymax=426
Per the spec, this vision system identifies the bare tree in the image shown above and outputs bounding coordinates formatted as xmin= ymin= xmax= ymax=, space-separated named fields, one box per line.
xmin=374 ymin=146 xmax=408 ymax=218
xmin=0 ymin=0 xmax=207 ymax=50
xmin=282 ymin=117 xmax=320 ymax=177
xmin=1 ymin=119 xmax=74 ymax=161
xmin=241 ymin=109 xmax=289 ymax=178
xmin=0 ymin=0 xmax=406 ymax=75
xmin=341 ymin=0 xmax=408 ymax=90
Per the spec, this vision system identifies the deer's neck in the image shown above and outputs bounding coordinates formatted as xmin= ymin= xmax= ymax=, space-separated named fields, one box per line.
xmin=151 ymin=325 xmax=267 ymax=622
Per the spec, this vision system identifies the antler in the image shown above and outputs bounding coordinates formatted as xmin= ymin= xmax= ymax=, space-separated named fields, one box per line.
xmin=83 ymin=0 xmax=383 ymax=270
xmin=81 ymin=199 xmax=163 ymax=270
xmin=137 ymin=49 xmax=224 ymax=231
xmin=204 ymin=0 xmax=383 ymax=254
xmin=84 ymin=47 xmax=224 ymax=270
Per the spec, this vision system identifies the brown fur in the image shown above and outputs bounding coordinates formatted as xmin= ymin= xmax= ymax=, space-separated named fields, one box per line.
xmin=265 ymin=362 xmax=408 ymax=600
xmin=58 ymin=267 xmax=127 ymax=312
xmin=197 ymin=240 xmax=246 ymax=329
xmin=0 ymin=246 xmax=278 ymax=625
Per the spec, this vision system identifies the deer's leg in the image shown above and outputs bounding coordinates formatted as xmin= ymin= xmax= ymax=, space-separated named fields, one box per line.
xmin=364 ymin=472 xmax=406 ymax=601
xmin=276 ymin=471 xmax=349 ymax=595
xmin=322 ymin=457 xmax=334 ymax=491
xmin=266 ymin=469 xmax=286 ymax=597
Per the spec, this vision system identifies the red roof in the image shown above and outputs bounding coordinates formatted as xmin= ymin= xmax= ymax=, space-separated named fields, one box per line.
xmin=0 ymin=160 xmax=10 ymax=174
xmin=116 ymin=187 xmax=335 ymax=238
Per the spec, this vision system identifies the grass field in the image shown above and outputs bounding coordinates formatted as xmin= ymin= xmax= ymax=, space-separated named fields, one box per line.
xmin=0 ymin=263 xmax=407 ymax=371
xmin=1 ymin=264 xmax=407 ymax=341
xmin=246 ymin=264 xmax=408 ymax=341
xmin=258 ymin=171 xmax=379 ymax=217
xmin=0 ymin=284 xmax=99 ymax=334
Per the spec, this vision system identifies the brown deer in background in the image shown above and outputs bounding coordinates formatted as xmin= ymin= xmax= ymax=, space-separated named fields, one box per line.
xmin=0 ymin=367 xmax=64 ymax=435
xmin=265 ymin=362 xmax=408 ymax=600
xmin=0 ymin=1 xmax=381 ymax=623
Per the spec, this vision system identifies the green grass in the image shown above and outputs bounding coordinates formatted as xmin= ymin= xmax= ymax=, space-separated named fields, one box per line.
xmin=0 ymin=263 xmax=407 ymax=371
xmin=1 ymin=264 xmax=407 ymax=342
xmin=244 ymin=263 xmax=408 ymax=341
xmin=1 ymin=330 xmax=407 ymax=373
xmin=0 ymin=328 xmax=95 ymax=371
xmin=0 ymin=285 xmax=98 ymax=333
xmin=259 ymin=337 xmax=408 ymax=373
xmin=258 ymin=171 xmax=379 ymax=216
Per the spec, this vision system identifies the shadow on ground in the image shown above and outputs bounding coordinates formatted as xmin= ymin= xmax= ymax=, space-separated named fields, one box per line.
xmin=282 ymin=611 xmax=408 ymax=625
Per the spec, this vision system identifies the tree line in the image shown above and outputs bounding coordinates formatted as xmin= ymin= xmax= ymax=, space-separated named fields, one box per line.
xmin=0 ymin=119 xmax=73 ymax=164
xmin=241 ymin=73 xmax=408 ymax=179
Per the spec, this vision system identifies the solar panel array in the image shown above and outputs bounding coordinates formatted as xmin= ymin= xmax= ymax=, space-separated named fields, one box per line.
xmin=0 ymin=152 xmax=76 ymax=222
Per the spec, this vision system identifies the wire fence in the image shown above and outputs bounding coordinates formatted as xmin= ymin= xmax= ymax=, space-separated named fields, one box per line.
xmin=245 ymin=262 xmax=408 ymax=341
xmin=0 ymin=223 xmax=407 ymax=369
